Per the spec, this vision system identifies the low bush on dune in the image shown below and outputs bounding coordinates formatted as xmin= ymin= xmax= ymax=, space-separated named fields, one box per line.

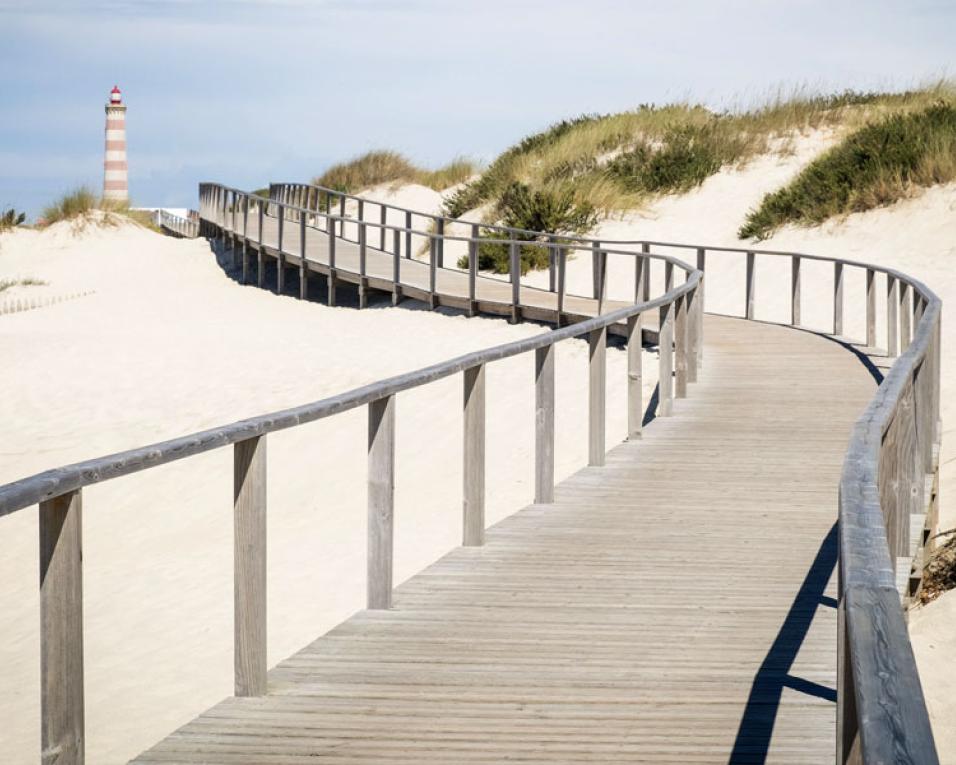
xmin=313 ymin=150 xmax=478 ymax=196
xmin=1 ymin=208 xmax=27 ymax=231
xmin=455 ymin=182 xmax=597 ymax=274
xmin=739 ymin=102 xmax=956 ymax=239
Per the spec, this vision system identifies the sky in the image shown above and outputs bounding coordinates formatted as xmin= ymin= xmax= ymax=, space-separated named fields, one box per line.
xmin=0 ymin=0 xmax=953 ymax=219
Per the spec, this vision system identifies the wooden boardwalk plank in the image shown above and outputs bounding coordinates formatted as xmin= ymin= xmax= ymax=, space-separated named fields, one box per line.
xmin=132 ymin=316 xmax=874 ymax=764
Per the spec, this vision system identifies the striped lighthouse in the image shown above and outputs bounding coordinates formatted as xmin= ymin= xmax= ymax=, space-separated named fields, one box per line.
xmin=103 ymin=85 xmax=128 ymax=201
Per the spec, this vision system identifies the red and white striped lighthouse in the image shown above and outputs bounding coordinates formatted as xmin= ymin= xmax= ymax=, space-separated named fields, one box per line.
xmin=103 ymin=85 xmax=128 ymax=201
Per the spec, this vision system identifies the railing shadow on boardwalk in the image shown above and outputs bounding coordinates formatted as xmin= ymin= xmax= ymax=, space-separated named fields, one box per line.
xmin=729 ymin=523 xmax=839 ymax=764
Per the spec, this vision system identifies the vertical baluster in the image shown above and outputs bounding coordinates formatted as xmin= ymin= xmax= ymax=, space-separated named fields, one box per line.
xmin=687 ymin=284 xmax=699 ymax=384
xmin=659 ymin=302 xmax=674 ymax=416
xmin=557 ymin=246 xmax=567 ymax=323
xmin=242 ymin=196 xmax=250 ymax=285
xmin=468 ymin=224 xmax=479 ymax=317
xmin=535 ymin=345 xmax=555 ymax=503
xmin=675 ymin=294 xmax=688 ymax=398
xmin=548 ymin=235 xmax=557 ymax=293
xmin=591 ymin=241 xmax=601 ymax=300
xmin=791 ymin=255 xmax=802 ymax=326
xmin=257 ymin=203 xmax=265 ymax=288
xmin=327 ymin=221 xmax=337 ymax=307
xmin=597 ymin=248 xmax=608 ymax=313
xmin=379 ymin=205 xmax=387 ymax=251
xmin=357 ymin=200 xmax=364 ymax=244
xmin=463 ymin=365 xmax=486 ymax=545
xmin=299 ymin=216 xmax=308 ymax=300
xmin=900 ymin=282 xmax=911 ymax=352
xmin=40 ymin=489 xmax=85 ymax=765
xmin=510 ymin=241 xmax=521 ymax=324
xmin=234 ymin=436 xmax=267 ymax=697
xmin=589 ymin=326 xmax=606 ymax=466
xmin=392 ymin=229 xmax=402 ymax=306
xmin=429 ymin=235 xmax=438 ymax=309
xmin=276 ymin=204 xmax=285 ymax=294
xmin=866 ymin=268 xmax=876 ymax=348
xmin=368 ymin=395 xmax=395 ymax=609
xmin=627 ymin=312 xmax=643 ymax=439
xmin=641 ymin=243 xmax=651 ymax=301
xmin=436 ymin=218 xmax=445 ymax=268
xmin=358 ymin=222 xmax=368 ymax=309
xmin=834 ymin=262 xmax=844 ymax=336
xmin=887 ymin=275 xmax=899 ymax=357
xmin=405 ymin=211 xmax=412 ymax=260
xmin=665 ymin=261 xmax=674 ymax=292
xmin=745 ymin=251 xmax=755 ymax=320
xmin=339 ymin=195 xmax=345 ymax=238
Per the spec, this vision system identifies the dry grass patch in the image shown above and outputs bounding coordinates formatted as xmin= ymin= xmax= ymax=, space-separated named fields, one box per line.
xmin=313 ymin=150 xmax=479 ymax=194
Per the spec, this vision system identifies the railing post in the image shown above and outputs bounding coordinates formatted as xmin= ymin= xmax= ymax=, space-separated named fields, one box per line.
xmin=659 ymin=302 xmax=674 ymax=416
xmin=866 ymin=268 xmax=876 ymax=348
xmin=887 ymin=275 xmax=899 ymax=357
xmin=233 ymin=436 xmax=267 ymax=697
xmin=557 ymin=246 xmax=567 ymax=323
xmin=368 ymin=395 xmax=395 ymax=609
xmin=339 ymin=195 xmax=346 ymax=238
xmin=641 ymin=243 xmax=651 ymax=301
xmin=591 ymin=241 xmax=601 ymax=300
xmin=745 ymin=251 xmax=755 ymax=320
xmin=791 ymin=255 xmax=801 ymax=326
xmin=327 ymin=221 xmax=338 ymax=307
xmin=900 ymin=282 xmax=911 ymax=352
xmin=687 ymin=284 xmax=700 ymax=384
xmin=40 ymin=489 xmax=84 ymax=765
xmin=510 ymin=241 xmax=521 ymax=324
xmin=535 ymin=345 xmax=555 ymax=503
xmin=675 ymin=294 xmax=688 ymax=398
xmin=696 ymin=248 xmax=706 ymax=371
xmin=231 ymin=190 xmax=239 ymax=267
xmin=627 ymin=313 xmax=643 ymax=439
xmin=436 ymin=218 xmax=445 ymax=268
xmin=468 ymin=224 xmax=479 ymax=317
xmin=428 ymin=235 xmax=438 ymax=310
xmin=548 ymin=235 xmax=557 ymax=293
xmin=597 ymin=248 xmax=608 ymax=314
xmin=299 ymin=216 xmax=308 ymax=300
xmin=241 ymin=196 xmax=250 ymax=285
xmin=405 ymin=211 xmax=412 ymax=260
xmin=379 ymin=205 xmax=386 ymax=251
xmin=276 ymin=203 xmax=285 ymax=294
xmin=463 ymin=365 xmax=486 ymax=545
xmin=257 ymin=202 xmax=265 ymax=288
xmin=834 ymin=261 xmax=844 ymax=336
xmin=392 ymin=229 xmax=402 ymax=306
xmin=588 ymin=326 xmax=606 ymax=466
xmin=358 ymin=222 xmax=368 ymax=309
xmin=665 ymin=261 xmax=674 ymax=292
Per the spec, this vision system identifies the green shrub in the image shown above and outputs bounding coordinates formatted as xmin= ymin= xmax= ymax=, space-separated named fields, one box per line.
xmin=739 ymin=102 xmax=956 ymax=239
xmin=456 ymin=231 xmax=551 ymax=275
xmin=0 ymin=208 xmax=26 ymax=231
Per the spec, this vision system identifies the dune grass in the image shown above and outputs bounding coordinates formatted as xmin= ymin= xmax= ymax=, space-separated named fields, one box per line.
xmin=1 ymin=208 xmax=27 ymax=231
xmin=444 ymin=81 xmax=955 ymax=225
xmin=39 ymin=187 xmax=162 ymax=232
xmin=0 ymin=277 xmax=47 ymax=293
xmin=313 ymin=150 xmax=479 ymax=195
xmin=739 ymin=102 xmax=956 ymax=239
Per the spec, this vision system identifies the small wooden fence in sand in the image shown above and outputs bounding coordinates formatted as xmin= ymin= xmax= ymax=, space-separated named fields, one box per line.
xmin=0 ymin=180 xmax=941 ymax=764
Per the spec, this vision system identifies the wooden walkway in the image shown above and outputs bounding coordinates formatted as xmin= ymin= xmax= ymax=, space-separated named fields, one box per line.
xmin=132 ymin=314 xmax=875 ymax=764
xmin=232 ymin=212 xmax=635 ymax=327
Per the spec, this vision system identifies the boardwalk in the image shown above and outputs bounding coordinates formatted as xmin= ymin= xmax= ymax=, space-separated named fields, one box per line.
xmin=132 ymin=315 xmax=874 ymax=764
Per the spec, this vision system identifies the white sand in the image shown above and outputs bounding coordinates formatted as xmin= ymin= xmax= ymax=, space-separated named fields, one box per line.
xmin=0 ymin=217 xmax=647 ymax=762
xmin=2 ymin=141 xmax=954 ymax=760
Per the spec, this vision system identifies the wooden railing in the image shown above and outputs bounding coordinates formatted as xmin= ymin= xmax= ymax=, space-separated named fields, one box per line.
xmin=1 ymin=184 xmax=703 ymax=765
xmin=158 ymin=209 xmax=199 ymax=238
